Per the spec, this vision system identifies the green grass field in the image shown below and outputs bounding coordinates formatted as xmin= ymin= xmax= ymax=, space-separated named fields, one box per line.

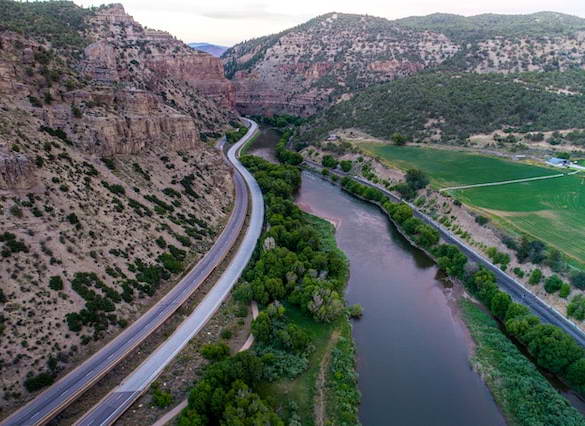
xmin=455 ymin=174 xmax=585 ymax=267
xmin=363 ymin=144 xmax=557 ymax=188
xmin=362 ymin=143 xmax=585 ymax=266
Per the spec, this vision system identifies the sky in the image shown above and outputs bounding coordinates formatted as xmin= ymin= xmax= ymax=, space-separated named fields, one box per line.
xmin=74 ymin=0 xmax=585 ymax=46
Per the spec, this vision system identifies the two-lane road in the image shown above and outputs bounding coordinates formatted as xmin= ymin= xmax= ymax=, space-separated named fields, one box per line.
xmin=1 ymin=120 xmax=261 ymax=426
xmin=73 ymin=118 xmax=264 ymax=426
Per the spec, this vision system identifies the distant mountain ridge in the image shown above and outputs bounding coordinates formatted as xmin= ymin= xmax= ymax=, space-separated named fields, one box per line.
xmin=188 ymin=42 xmax=229 ymax=57
xmin=223 ymin=11 xmax=585 ymax=116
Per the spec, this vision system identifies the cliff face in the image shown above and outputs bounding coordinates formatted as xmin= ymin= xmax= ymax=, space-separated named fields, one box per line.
xmin=0 ymin=152 xmax=35 ymax=190
xmin=84 ymin=5 xmax=235 ymax=110
xmin=0 ymin=2 xmax=237 ymax=408
xmin=224 ymin=11 xmax=585 ymax=116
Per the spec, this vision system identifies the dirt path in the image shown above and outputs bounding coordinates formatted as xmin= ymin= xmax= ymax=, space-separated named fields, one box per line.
xmin=314 ymin=329 xmax=340 ymax=426
xmin=440 ymin=171 xmax=578 ymax=192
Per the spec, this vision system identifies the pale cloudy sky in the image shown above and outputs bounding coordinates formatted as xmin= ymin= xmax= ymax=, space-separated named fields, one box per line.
xmin=74 ymin=0 xmax=585 ymax=46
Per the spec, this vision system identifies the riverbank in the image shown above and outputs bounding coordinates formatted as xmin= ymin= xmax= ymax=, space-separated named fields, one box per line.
xmin=297 ymin=171 xmax=505 ymax=425
xmin=309 ymin=167 xmax=585 ymax=424
xmin=257 ymin=214 xmax=359 ymax=425
xmin=173 ymin=155 xmax=359 ymax=425
xmin=461 ymin=300 xmax=585 ymax=426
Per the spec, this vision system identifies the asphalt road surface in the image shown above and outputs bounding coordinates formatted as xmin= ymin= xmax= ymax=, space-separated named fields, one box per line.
xmin=1 ymin=119 xmax=262 ymax=426
xmin=305 ymin=160 xmax=585 ymax=347
xmin=73 ymin=118 xmax=264 ymax=426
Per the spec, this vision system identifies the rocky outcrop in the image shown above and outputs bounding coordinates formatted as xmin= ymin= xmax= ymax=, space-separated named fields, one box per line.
xmin=83 ymin=5 xmax=235 ymax=109
xmin=0 ymin=152 xmax=35 ymax=190
xmin=224 ymin=11 xmax=585 ymax=116
xmin=0 ymin=4 xmax=237 ymax=158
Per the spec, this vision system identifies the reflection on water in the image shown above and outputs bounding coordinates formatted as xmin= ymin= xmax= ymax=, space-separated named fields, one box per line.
xmin=296 ymin=172 xmax=506 ymax=426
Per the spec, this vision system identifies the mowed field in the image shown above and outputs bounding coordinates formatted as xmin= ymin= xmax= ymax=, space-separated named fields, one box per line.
xmin=363 ymin=144 xmax=558 ymax=188
xmin=362 ymin=143 xmax=585 ymax=266
xmin=455 ymin=175 xmax=585 ymax=267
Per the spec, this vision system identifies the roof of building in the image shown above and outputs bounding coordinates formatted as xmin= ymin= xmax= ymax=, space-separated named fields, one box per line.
xmin=548 ymin=157 xmax=568 ymax=165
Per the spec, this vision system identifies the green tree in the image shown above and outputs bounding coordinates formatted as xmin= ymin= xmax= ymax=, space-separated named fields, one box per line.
xmin=405 ymin=169 xmax=429 ymax=190
xmin=391 ymin=132 xmax=407 ymax=146
xmin=200 ymin=343 xmax=230 ymax=361
xmin=528 ymin=269 xmax=543 ymax=285
xmin=321 ymin=155 xmax=338 ymax=169
xmin=491 ymin=291 xmax=512 ymax=320
xmin=544 ymin=275 xmax=563 ymax=294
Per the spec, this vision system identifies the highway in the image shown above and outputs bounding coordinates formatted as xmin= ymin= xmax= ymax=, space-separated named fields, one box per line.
xmin=304 ymin=159 xmax=585 ymax=347
xmin=1 ymin=119 xmax=263 ymax=426
xmin=73 ymin=118 xmax=264 ymax=426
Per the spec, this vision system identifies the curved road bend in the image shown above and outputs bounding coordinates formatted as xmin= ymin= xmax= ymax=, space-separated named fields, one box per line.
xmin=73 ymin=118 xmax=264 ymax=426
xmin=1 ymin=120 xmax=261 ymax=426
xmin=304 ymin=160 xmax=585 ymax=347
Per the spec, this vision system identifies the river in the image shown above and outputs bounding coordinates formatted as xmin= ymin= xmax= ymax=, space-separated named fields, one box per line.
xmin=296 ymin=172 xmax=506 ymax=426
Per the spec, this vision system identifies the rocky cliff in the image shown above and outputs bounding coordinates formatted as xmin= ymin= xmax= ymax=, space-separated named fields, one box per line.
xmin=224 ymin=11 xmax=585 ymax=116
xmin=0 ymin=1 xmax=237 ymax=409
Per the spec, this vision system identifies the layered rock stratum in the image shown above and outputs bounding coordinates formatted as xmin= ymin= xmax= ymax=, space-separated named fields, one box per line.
xmin=0 ymin=1 xmax=237 ymax=410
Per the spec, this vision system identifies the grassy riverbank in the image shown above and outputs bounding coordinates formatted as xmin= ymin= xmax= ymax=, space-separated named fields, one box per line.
xmin=259 ymin=215 xmax=359 ymax=425
xmin=460 ymin=300 xmax=585 ymax=426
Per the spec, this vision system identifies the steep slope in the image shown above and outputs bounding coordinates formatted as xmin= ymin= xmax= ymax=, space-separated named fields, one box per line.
xmin=300 ymin=71 xmax=585 ymax=142
xmin=0 ymin=1 xmax=237 ymax=409
xmin=223 ymin=12 xmax=457 ymax=116
xmin=224 ymin=11 xmax=585 ymax=116
xmin=188 ymin=42 xmax=229 ymax=57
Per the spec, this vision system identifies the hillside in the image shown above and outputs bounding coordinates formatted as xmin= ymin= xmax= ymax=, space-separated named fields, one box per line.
xmin=0 ymin=1 xmax=237 ymax=409
xmin=188 ymin=42 xmax=229 ymax=57
xmin=224 ymin=11 xmax=585 ymax=116
xmin=299 ymin=71 xmax=585 ymax=142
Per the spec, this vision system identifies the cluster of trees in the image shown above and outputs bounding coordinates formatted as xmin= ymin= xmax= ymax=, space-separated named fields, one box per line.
xmin=340 ymin=177 xmax=386 ymax=202
xmin=395 ymin=169 xmax=429 ymax=200
xmin=275 ymin=130 xmax=303 ymax=165
xmin=302 ymin=71 xmax=585 ymax=143
xmin=180 ymin=153 xmax=355 ymax=424
xmin=225 ymin=126 xmax=248 ymax=144
xmin=251 ymin=114 xmax=305 ymax=128
xmin=236 ymin=156 xmax=347 ymax=322
xmin=503 ymin=235 xmax=565 ymax=274
xmin=178 ymin=351 xmax=283 ymax=425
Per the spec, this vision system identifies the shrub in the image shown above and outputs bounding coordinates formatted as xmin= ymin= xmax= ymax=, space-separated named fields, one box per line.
xmin=48 ymin=275 xmax=63 ymax=291
xmin=348 ymin=304 xmax=363 ymax=319
xmin=200 ymin=343 xmax=230 ymax=361
xmin=24 ymin=372 xmax=54 ymax=392
xmin=560 ymin=283 xmax=572 ymax=299
xmin=340 ymin=160 xmax=352 ymax=172
xmin=322 ymin=155 xmax=338 ymax=169
xmin=151 ymin=385 xmax=173 ymax=408
xmin=544 ymin=275 xmax=563 ymax=294
xmin=528 ymin=269 xmax=542 ymax=285
xmin=568 ymin=295 xmax=585 ymax=321
xmin=475 ymin=215 xmax=489 ymax=226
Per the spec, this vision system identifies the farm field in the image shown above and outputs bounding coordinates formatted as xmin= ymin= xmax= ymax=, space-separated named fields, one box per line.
xmin=362 ymin=143 xmax=585 ymax=267
xmin=454 ymin=174 xmax=585 ymax=267
xmin=362 ymin=144 xmax=558 ymax=188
